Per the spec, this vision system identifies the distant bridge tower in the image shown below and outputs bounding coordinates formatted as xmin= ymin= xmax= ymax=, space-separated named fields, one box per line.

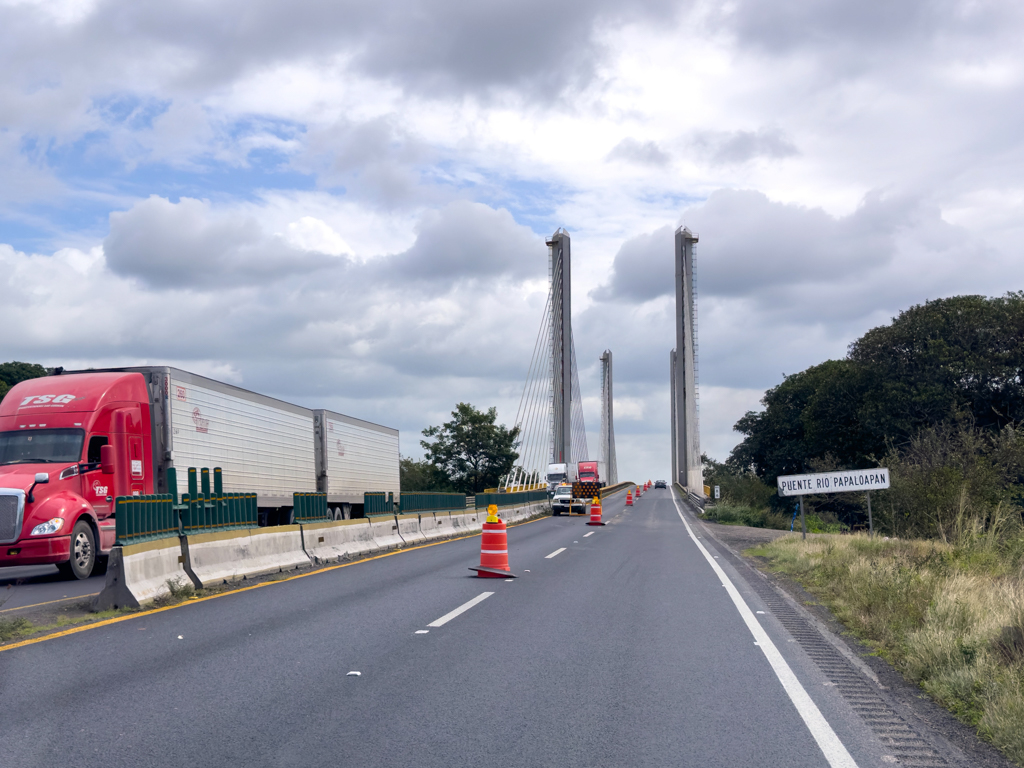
xmin=600 ymin=350 xmax=617 ymax=484
xmin=671 ymin=227 xmax=703 ymax=494
xmin=548 ymin=228 xmax=572 ymax=466
xmin=503 ymin=228 xmax=590 ymax=492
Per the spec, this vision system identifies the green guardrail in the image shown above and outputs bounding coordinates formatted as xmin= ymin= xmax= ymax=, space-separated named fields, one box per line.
xmin=399 ymin=492 xmax=466 ymax=513
xmin=475 ymin=489 xmax=548 ymax=509
xmin=364 ymin=492 xmax=394 ymax=516
xmin=179 ymin=467 xmax=257 ymax=534
xmin=114 ymin=494 xmax=178 ymax=545
xmin=294 ymin=492 xmax=330 ymax=523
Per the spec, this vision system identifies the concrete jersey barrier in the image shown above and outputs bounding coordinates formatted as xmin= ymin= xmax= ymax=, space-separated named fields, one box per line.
xmin=94 ymin=537 xmax=189 ymax=610
xmin=395 ymin=513 xmax=426 ymax=545
xmin=185 ymin=525 xmax=311 ymax=587
xmin=301 ymin=519 xmax=379 ymax=564
xmin=368 ymin=516 xmax=404 ymax=550
xmin=98 ymin=500 xmax=551 ymax=610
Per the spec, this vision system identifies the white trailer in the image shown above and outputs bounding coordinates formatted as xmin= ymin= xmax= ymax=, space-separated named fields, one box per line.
xmin=70 ymin=367 xmax=399 ymax=522
xmin=314 ymin=409 xmax=400 ymax=510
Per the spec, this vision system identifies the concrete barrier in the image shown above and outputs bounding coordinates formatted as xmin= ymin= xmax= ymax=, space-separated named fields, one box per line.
xmin=368 ymin=516 xmax=404 ymax=550
xmin=246 ymin=525 xmax=312 ymax=576
xmin=396 ymin=513 xmax=426 ymax=545
xmin=302 ymin=519 xmax=379 ymax=564
xmin=418 ymin=511 xmax=444 ymax=540
xmin=453 ymin=510 xmax=482 ymax=533
xmin=94 ymin=537 xmax=189 ymax=610
xmin=185 ymin=525 xmax=311 ymax=587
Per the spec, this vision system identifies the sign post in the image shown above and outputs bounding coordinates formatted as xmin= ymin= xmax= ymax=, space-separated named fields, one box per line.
xmin=777 ymin=468 xmax=890 ymax=540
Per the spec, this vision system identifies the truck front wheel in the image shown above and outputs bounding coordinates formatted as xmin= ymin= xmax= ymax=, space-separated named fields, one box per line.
xmin=58 ymin=520 xmax=96 ymax=580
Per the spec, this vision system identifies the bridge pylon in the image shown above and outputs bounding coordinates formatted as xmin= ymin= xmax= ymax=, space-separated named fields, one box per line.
xmin=671 ymin=227 xmax=703 ymax=495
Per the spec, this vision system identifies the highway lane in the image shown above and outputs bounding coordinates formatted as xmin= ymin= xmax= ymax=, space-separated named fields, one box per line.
xmin=0 ymin=564 xmax=103 ymax=613
xmin=1 ymin=488 xmax=893 ymax=767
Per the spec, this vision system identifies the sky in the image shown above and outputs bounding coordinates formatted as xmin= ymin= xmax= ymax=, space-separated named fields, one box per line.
xmin=2 ymin=0 xmax=1023 ymax=484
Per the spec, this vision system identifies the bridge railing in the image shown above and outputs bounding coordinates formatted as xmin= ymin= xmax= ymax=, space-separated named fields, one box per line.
xmin=399 ymin=492 xmax=466 ymax=513
xmin=475 ymin=490 xmax=547 ymax=509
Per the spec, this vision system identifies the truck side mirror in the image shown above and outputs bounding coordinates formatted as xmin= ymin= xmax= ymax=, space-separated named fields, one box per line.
xmin=27 ymin=472 xmax=49 ymax=503
xmin=100 ymin=444 xmax=115 ymax=475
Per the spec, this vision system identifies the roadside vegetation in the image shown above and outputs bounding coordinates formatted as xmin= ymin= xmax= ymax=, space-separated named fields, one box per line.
xmin=750 ymin=527 xmax=1024 ymax=765
xmin=714 ymin=292 xmax=1024 ymax=765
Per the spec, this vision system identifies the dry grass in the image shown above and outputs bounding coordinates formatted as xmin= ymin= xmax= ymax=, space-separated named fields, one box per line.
xmin=749 ymin=532 xmax=1024 ymax=766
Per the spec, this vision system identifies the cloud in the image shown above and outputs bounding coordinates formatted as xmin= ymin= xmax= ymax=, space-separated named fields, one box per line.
xmin=590 ymin=189 xmax=938 ymax=305
xmin=381 ymin=200 xmax=546 ymax=284
xmin=691 ymin=128 xmax=798 ymax=166
xmin=103 ymin=196 xmax=340 ymax=288
xmin=606 ymin=138 xmax=671 ymax=167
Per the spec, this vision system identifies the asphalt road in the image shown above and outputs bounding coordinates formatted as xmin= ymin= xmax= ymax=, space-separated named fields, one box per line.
xmin=1 ymin=488 xmax=897 ymax=767
xmin=0 ymin=563 xmax=103 ymax=613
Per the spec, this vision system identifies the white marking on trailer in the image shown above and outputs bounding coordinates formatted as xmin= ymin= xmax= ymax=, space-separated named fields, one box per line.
xmin=545 ymin=548 xmax=566 ymax=559
xmin=427 ymin=592 xmax=494 ymax=628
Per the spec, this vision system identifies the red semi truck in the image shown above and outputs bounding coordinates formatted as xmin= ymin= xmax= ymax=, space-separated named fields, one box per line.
xmin=577 ymin=461 xmax=601 ymax=486
xmin=0 ymin=367 xmax=400 ymax=579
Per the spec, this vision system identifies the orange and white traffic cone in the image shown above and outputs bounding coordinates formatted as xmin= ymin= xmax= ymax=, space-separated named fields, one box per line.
xmin=587 ymin=497 xmax=605 ymax=526
xmin=626 ymin=489 xmax=633 ymax=506
xmin=469 ymin=505 xmax=516 ymax=578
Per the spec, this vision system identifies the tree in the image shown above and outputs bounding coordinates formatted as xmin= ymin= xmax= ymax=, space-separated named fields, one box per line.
xmin=850 ymin=293 xmax=1024 ymax=443
xmin=400 ymin=455 xmax=455 ymax=492
xmin=730 ymin=293 xmax=1024 ymax=484
xmin=420 ymin=403 xmax=520 ymax=495
xmin=0 ymin=361 xmax=51 ymax=402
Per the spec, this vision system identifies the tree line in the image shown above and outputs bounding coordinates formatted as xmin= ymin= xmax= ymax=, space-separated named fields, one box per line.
xmin=710 ymin=293 xmax=1024 ymax=538
xmin=0 ymin=361 xmax=50 ymax=401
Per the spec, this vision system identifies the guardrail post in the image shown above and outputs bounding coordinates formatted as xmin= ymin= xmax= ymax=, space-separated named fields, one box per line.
xmin=166 ymin=467 xmax=178 ymax=505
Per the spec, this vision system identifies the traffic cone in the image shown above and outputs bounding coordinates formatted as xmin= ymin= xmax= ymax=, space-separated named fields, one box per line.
xmin=587 ymin=497 xmax=605 ymax=526
xmin=626 ymin=489 xmax=633 ymax=506
xmin=469 ymin=505 xmax=516 ymax=578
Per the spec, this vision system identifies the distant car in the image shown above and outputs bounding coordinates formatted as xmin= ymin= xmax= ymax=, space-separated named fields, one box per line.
xmin=654 ymin=480 xmax=667 ymax=489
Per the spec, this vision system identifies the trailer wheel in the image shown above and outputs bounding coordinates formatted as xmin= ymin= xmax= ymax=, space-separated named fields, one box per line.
xmin=60 ymin=520 xmax=96 ymax=580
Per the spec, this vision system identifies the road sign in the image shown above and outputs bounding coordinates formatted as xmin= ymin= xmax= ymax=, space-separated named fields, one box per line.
xmin=777 ymin=468 xmax=890 ymax=497
xmin=714 ymin=485 xmax=720 ymax=499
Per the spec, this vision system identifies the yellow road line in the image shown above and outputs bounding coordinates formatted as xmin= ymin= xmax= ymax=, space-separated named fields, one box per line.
xmin=1 ymin=512 xmax=549 ymax=654
xmin=0 ymin=592 xmax=101 ymax=614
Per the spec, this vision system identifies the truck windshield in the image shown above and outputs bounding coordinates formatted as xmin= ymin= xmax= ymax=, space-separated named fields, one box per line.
xmin=0 ymin=429 xmax=85 ymax=465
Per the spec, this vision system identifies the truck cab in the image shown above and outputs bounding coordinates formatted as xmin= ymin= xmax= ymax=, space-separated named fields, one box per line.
xmin=0 ymin=372 xmax=154 ymax=578
xmin=547 ymin=462 xmax=576 ymax=494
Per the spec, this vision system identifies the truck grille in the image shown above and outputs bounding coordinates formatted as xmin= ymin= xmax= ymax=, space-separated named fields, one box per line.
xmin=0 ymin=492 xmax=24 ymax=543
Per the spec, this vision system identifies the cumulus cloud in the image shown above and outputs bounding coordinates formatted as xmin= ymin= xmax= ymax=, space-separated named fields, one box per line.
xmin=104 ymin=196 xmax=340 ymax=288
xmin=691 ymin=128 xmax=798 ymax=166
xmin=606 ymin=138 xmax=671 ymax=167
xmin=590 ymin=189 xmax=943 ymax=306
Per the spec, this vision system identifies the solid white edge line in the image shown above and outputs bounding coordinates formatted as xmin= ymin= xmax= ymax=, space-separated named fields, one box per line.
xmin=426 ymin=592 xmax=495 ymax=628
xmin=545 ymin=547 xmax=567 ymax=559
xmin=671 ymin=490 xmax=859 ymax=768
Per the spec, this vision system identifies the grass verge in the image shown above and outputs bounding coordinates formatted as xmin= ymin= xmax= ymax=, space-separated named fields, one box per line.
xmin=702 ymin=503 xmax=848 ymax=533
xmin=748 ymin=533 xmax=1024 ymax=765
